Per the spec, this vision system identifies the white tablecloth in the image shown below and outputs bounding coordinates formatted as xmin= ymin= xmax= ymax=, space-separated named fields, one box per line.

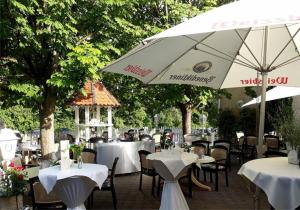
xmin=147 ymin=151 xmax=198 ymax=210
xmin=238 ymin=157 xmax=300 ymax=210
xmin=96 ymin=141 xmax=154 ymax=174
xmin=39 ymin=163 xmax=108 ymax=210
xmin=18 ymin=142 xmax=41 ymax=151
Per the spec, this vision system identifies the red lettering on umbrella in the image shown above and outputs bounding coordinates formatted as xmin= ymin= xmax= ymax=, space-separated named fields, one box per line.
xmin=240 ymin=77 xmax=288 ymax=85
xmin=124 ymin=65 xmax=152 ymax=77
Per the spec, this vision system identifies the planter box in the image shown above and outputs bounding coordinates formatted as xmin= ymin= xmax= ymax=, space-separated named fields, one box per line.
xmin=0 ymin=194 xmax=23 ymax=210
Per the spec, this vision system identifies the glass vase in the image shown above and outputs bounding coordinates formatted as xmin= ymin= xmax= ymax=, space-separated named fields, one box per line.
xmin=77 ymin=155 xmax=83 ymax=169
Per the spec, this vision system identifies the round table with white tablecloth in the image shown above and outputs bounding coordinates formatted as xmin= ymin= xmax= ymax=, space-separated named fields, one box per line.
xmin=96 ymin=141 xmax=154 ymax=174
xmin=147 ymin=150 xmax=198 ymax=210
xmin=238 ymin=157 xmax=300 ymax=210
xmin=39 ymin=163 xmax=108 ymax=210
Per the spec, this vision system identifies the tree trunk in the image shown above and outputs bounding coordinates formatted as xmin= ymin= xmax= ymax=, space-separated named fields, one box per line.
xmin=39 ymin=86 xmax=56 ymax=157
xmin=180 ymin=104 xmax=192 ymax=135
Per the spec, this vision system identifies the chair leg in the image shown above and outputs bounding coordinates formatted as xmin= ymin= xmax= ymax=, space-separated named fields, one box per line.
xmin=225 ymin=169 xmax=229 ymax=187
xmin=157 ymin=176 xmax=161 ymax=196
xmin=196 ymin=167 xmax=200 ymax=180
xmin=188 ymin=174 xmax=192 ymax=198
xmin=203 ymin=171 xmax=207 ymax=182
xmin=139 ymin=172 xmax=142 ymax=191
xmin=210 ymin=172 xmax=213 ymax=183
xmin=112 ymin=187 xmax=117 ymax=210
xmin=86 ymin=195 xmax=91 ymax=209
xmin=91 ymin=191 xmax=94 ymax=206
xmin=215 ymin=172 xmax=218 ymax=191
xmin=152 ymin=175 xmax=156 ymax=196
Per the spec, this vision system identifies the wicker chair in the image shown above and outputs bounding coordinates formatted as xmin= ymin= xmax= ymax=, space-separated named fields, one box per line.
xmin=202 ymin=145 xmax=229 ymax=191
xmin=91 ymin=157 xmax=119 ymax=209
xmin=138 ymin=150 xmax=157 ymax=196
xmin=29 ymin=176 xmax=66 ymax=210
xmin=264 ymin=135 xmax=280 ymax=151
xmin=213 ymin=140 xmax=231 ymax=170
xmin=81 ymin=148 xmax=97 ymax=163
xmin=192 ymin=140 xmax=210 ymax=155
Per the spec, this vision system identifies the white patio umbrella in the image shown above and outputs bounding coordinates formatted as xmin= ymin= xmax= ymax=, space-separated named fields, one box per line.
xmin=103 ymin=0 xmax=300 ymax=156
xmin=242 ymin=86 xmax=300 ymax=107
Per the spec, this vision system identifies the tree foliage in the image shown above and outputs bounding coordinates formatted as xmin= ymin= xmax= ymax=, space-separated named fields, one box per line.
xmin=0 ymin=105 xmax=39 ymax=133
xmin=0 ymin=0 xmax=233 ymax=152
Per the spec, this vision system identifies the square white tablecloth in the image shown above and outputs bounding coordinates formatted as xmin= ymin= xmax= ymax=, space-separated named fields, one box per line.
xmin=238 ymin=157 xmax=300 ymax=210
xmin=147 ymin=151 xmax=198 ymax=210
xmin=39 ymin=163 xmax=108 ymax=210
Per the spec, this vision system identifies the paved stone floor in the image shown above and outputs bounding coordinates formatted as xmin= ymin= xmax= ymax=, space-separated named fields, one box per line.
xmin=25 ymin=159 xmax=270 ymax=210
xmin=90 ymin=164 xmax=269 ymax=210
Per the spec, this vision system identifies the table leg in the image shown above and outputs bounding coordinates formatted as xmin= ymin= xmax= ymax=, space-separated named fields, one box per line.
xmin=191 ymin=173 xmax=211 ymax=191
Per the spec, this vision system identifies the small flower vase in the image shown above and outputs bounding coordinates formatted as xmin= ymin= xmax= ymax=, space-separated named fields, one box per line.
xmin=77 ymin=155 xmax=83 ymax=169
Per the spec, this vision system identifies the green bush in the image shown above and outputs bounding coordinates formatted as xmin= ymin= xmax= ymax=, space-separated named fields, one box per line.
xmin=0 ymin=105 xmax=39 ymax=133
xmin=217 ymin=109 xmax=237 ymax=140
xmin=238 ymin=108 xmax=257 ymax=136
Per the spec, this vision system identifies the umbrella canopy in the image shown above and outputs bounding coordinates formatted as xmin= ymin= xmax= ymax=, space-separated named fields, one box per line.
xmin=103 ymin=0 xmax=300 ymax=155
xmin=242 ymin=86 xmax=300 ymax=107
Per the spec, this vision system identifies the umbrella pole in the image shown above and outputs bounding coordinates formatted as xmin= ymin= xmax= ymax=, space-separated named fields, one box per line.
xmin=257 ymin=26 xmax=269 ymax=158
xmin=257 ymin=72 xmax=267 ymax=158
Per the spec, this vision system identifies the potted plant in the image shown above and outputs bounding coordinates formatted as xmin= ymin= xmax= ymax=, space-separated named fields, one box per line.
xmin=70 ymin=141 xmax=86 ymax=168
xmin=0 ymin=161 xmax=27 ymax=209
xmin=279 ymin=119 xmax=300 ymax=164
xmin=161 ymin=132 xmax=173 ymax=149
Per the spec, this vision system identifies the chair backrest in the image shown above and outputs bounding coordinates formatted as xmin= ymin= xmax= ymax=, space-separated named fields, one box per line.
xmin=152 ymin=133 xmax=162 ymax=144
xmin=89 ymin=137 xmax=105 ymax=143
xmin=138 ymin=150 xmax=154 ymax=171
xmin=192 ymin=145 xmax=206 ymax=157
xmin=110 ymin=157 xmax=119 ymax=186
xmin=128 ymin=129 xmax=135 ymax=136
xmin=265 ymin=137 xmax=280 ymax=150
xmin=140 ymin=134 xmax=152 ymax=141
xmin=245 ymin=136 xmax=258 ymax=146
xmin=213 ymin=140 xmax=231 ymax=151
xmin=211 ymin=145 xmax=228 ymax=163
xmin=123 ymin=132 xmax=133 ymax=141
xmin=29 ymin=176 xmax=64 ymax=209
xmin=192 ymin=140 xmax=210 ymax=155
xmin=264 ymin=150 xmax=287 ymax=158
xmin=81 ymin=148 xmax=97 ymax=163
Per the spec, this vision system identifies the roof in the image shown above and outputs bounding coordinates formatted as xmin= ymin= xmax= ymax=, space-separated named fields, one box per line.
xmin=71 ymin=81 xmax=120 ymax=107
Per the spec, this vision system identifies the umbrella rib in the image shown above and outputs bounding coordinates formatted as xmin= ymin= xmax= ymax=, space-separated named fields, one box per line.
xmin=274 ymin=56 xmax=300 ymax=69
xmin=195 ymin=48 xmax=255 ymax=69
xmin=268 ymin=26 xmax=300 ymax=69
xmin=185 ymin=33 xmax=256 ymax=68
xmin=184 ymin=35 xmax=255 ymax=68
xmin=235 ymin=54 xmax=259 ymax=69
xmin=196 ymin=43 xmax=257 ymax=69
xmin=146 ymin=33 xmax=215 ymax=84
xmin=234 ymin=29 xmax=263 ymax=69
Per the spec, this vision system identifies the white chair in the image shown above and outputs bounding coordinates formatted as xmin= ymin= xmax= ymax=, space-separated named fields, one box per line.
xmin=152 ymin=133 xmax=162 ymax=151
